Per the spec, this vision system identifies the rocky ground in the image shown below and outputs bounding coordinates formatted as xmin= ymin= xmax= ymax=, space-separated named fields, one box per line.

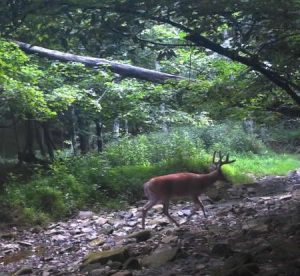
xmin=1 ymin=171 xmax=300 ymax=276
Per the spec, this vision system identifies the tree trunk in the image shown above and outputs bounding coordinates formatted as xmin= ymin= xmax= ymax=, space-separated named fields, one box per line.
xmin=18 ymin=118 xmax=36 ymax=164
xmin=43 ymin=122 xmax=55 ymax=160
xmin=10 ymin=107 xmax=21 ymax=154
xmin=160 ymin=103 xmax=168 ymax=132
xmin=35 ymin=121 xmax=46 ymax=158
xmin=124 ymin=119 xmax=129 ymax=135
xmin=76 ymin=111 xmax=90 ymax=154
xmin=113 ymin=118 xmax=120 ymax=139
xmin=95 ymin=120 xmax=103 ymax=153
xmin=70 ymin=106 xmax=78 ymax=155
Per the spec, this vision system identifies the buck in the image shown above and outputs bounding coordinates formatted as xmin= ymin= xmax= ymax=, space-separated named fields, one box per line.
xmin=141 ymin=151 xmax=235 ymax=228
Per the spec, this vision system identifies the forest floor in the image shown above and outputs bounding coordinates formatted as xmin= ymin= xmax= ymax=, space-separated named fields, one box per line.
xmin=1 ymin=171 xmax=300 ymax=276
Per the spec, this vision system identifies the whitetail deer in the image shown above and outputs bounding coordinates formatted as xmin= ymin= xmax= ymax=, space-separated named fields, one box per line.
xmin=141 ymin=151 xmax=235 ymax=228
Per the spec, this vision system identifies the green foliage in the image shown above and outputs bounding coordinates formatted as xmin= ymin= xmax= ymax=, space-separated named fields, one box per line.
xmin=263 ymin=121 xmax=300 ymax=152
xmin=0 ymin=39 xmax=114 ymax=128
xmin=0 ymin=39 xmax=54 ymax=119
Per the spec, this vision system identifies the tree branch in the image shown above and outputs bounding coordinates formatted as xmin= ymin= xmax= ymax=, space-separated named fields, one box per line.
xmin=125 ymin=14 xmax=300 ymax=105
xmin=135 ymin=36 xmax=191 ymax=48
xmin=184 ymin=32 xmax=300 ymax=105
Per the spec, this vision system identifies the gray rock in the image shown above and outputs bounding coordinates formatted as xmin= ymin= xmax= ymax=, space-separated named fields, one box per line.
xmin=211 ymin=243 xmax=234 ymax=258
xmin=110 ymin=270 xmax=133 ymax=276
xmin=122 ymin=257 xmax=141 ymax=270
xmin=141 ymin=246 xmax=179 ymax=268
xmin=89 ymin=267 xmax=110 ymax=276
xmin=78 ymin=211 xmax=95 ymax=219
xmin=214 ymin=253 xmax=259 ymax=276
xmin=126 ymin=230 xmax=151 ymax=242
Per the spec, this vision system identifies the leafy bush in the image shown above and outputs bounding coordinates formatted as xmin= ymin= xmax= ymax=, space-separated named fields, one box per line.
xmin=104 ymin=128 xmax=206 ymax=166
xmin=104 ymin=124 xmax=266 ymax=168
xmin=193 ymin=123 xmax=267 ymax=154
xmin=25 ymin=186 xmax=66 ymax=218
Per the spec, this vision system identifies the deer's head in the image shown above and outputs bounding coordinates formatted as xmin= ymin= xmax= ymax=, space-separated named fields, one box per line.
xmin=211 ymin=151 xmax=236 ymax=182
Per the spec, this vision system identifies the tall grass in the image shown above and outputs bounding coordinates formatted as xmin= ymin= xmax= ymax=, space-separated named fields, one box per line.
xmin=224 ymin=153 xmax=300 ymax=184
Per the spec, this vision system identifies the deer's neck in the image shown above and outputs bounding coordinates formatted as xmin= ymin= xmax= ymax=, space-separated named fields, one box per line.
xmin=201 ymin=169 xmax=222 ymax=186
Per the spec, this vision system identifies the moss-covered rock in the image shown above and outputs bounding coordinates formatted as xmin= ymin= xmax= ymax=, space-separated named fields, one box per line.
xmin=81 ymin=247 xmax=129 ymax=270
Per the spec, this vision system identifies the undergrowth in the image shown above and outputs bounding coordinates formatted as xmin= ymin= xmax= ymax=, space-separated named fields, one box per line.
xmin=0 ymin=124 xmax=299 ymax=226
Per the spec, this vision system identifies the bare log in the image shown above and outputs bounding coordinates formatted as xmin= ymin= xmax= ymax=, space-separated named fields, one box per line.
xmin=15 ymin=41 xmax=183 ymax=83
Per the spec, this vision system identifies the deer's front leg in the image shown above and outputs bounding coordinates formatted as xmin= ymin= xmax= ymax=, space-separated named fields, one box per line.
xmin=187 ymin=195 xmax=207 ymax=219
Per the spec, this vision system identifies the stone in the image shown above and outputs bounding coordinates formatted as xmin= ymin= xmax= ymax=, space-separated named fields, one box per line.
xmin=242 ymin=220 xmax=269 ymax=236
xmin=111 ymin=271 xmax=132 ymax=276
xmin=0 ymin=232 xmax=17 ymax=239
xmin=218 ymin=263 xmax=259 ymax=276
xmin=214 ymin=253 xmax=259 ymax=276
xmin=268 ymin=239 xmax=300 ymax=261
xmin=16 ymin=241 xmax=33 ymax=247
xmin=89 ymin=237 xmax=106 ymax=247
xmin=246 ymin=187 xmax=256 ymax=194
xmin=293 ymin=184 xmax=300 ymax=190
xmin=95 ymin=217 xmax=108 ymax=226
xmin=288 ymin=169 xmax=300 ymax=178
xmin=122 ymin=257 xmax=141 ymax=270
xmin=161 ymin=235 xmax=178 ymax=244
xmin=100 ymin=227 xmax=114 ymax=235
xmin=195 ymin=264 xmax=206 ymax=272
xmin=107 ymin=261 xmax=122 ymax=269
xmin=89 ymin=268 xmax=110 ymax=276
xmin=292 ymin=185 xmax=300 ymax=199
xmin=81 ymin=247 xmax=129 ymax=269
xmin=126 ymin=221 xmax=138 ymax=227
xmin=279 ymin=194 xmax=292 ymax=201
xmin=211 ymin=243 xmax=234 ymax=258
xmin=141 ymin=246 xmax=179 ymax=268
xmin=51 ymin=234 xmax=70 ymax=242
xmin=78 ymin=211 xmax=95 ymax=219
xmin=14 ymin=267 xmax=33 ymax=275
xmin=126 ymin=230 xmax=151 ymax=242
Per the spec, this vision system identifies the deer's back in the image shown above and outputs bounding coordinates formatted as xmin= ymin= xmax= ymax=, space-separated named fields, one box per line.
xmin=144 ymin=172 xmax=209 ymax=199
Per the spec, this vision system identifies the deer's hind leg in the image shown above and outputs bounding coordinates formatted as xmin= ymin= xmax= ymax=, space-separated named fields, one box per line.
xmin=142 ymin=199 xmax=158 ymax=229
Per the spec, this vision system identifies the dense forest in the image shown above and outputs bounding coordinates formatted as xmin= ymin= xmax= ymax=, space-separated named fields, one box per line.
xmin=0 ymin=1 xmax=299 ymax=275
